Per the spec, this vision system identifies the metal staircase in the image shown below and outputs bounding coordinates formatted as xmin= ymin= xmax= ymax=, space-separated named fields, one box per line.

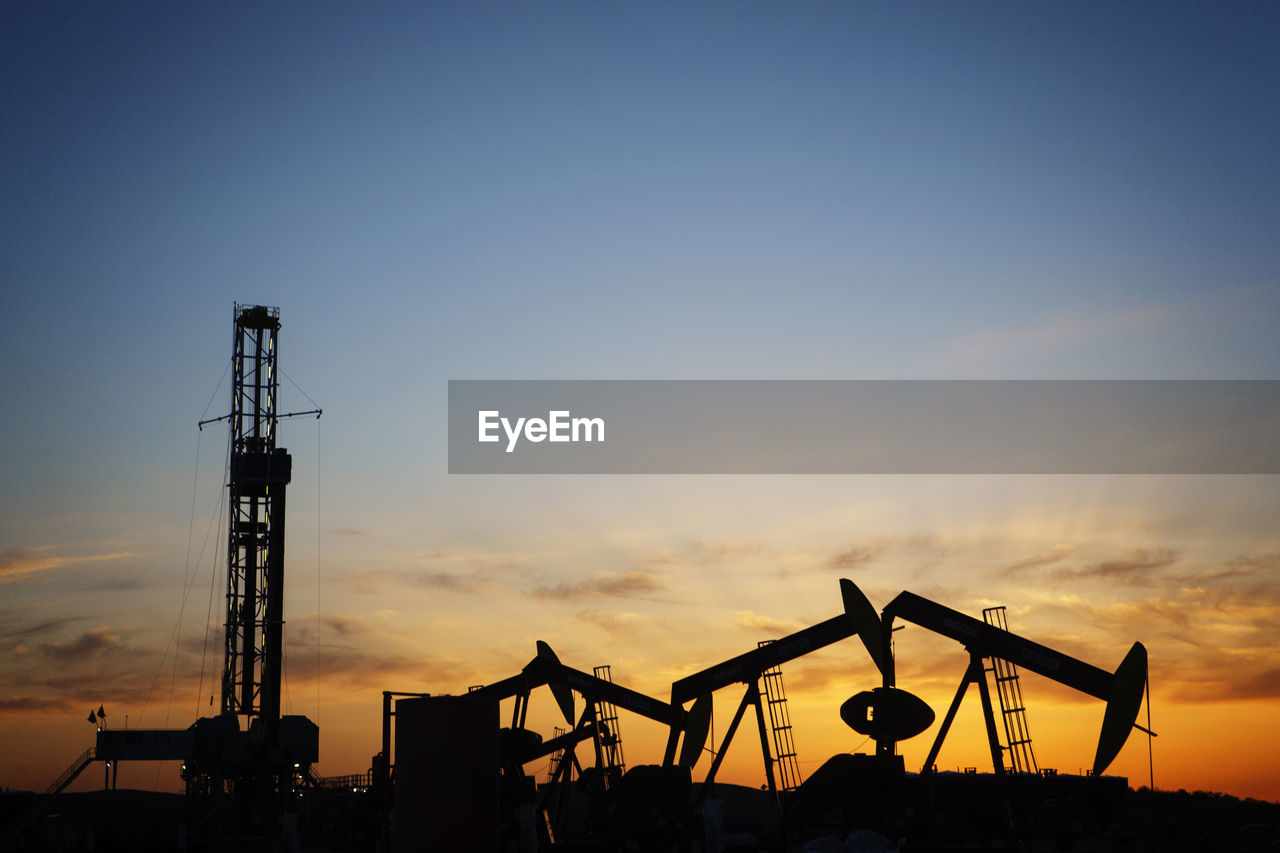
xmin=757 ymin=641 xmax=803 ymax=792
xmin=982 ymin=606 xmax=1040 ymax=774
xmin=592 ymin=665 xmax=627 ymax=780
xmin=3 ymin=747 xmax=100 ymax=850
xmin=47 ymin=747 xmax=97 ymax=794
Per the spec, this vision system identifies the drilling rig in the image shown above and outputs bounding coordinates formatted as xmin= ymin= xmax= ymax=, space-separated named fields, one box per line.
xmin=6 ymin=306 xmax=321 ymax=850
xmin=189 ymin=303 xmax=321 ymax=835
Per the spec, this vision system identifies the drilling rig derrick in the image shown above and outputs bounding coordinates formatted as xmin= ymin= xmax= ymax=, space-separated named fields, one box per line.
xmin=221 ymin=305 xmax=289 ymax=732
xmin=192 ymin=304 xmax=320 ymax=831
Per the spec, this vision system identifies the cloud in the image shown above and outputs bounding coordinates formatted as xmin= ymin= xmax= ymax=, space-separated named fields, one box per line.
xmin=323 ymin=614 xmax=367 ymax=637
xmin=413 ymin=571 xmax=488 ymax=594
xmin=1217 ymin=667 xmax=1280 ymax=701
xmin=528 ymin=570 xmax=666 ymax=602
xmin=0 ymin=696 xmax=69 ymax=713
xmin=1164 ymin=650 xmax=1280 ymax=705
xmin=0 ymin=618 xmax=77 ymax=643
xmin=283 ymin=637 xmax=477 ymax=691
xmin=1174 ymin=553 xmax=1280 ymax=590
xmin=732 ymin=610 xmax=802 ymax=636
xmin=688 ymin=539 xmax=762 ymax=563
xmin=574 ymin=611 xmax=654 ymax=637
xmin=1000 ymin=580 xmax=1280 ymax=708
xmin=0 ymin=628 xmax=173 ymax=718
xmin=1050 ymin=547 xmax=1178 ymax=586
xmin=40 ymin=628 xmax=120 ymax=662
xmin=1003 ymin=544 xmax=1075 ymax=578
xmin=0 ymin=547 xmax=137 ymax=583
xmin=826 ymin=543 xmax=886 ymax=571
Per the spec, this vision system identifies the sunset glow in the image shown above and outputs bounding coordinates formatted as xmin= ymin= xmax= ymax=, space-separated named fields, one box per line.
xmin=2 ymin=2 xmax=1278 ymax=810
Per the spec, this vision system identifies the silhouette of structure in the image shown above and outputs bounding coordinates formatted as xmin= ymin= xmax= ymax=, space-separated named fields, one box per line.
xmin=592 ymin=665 xmax=628 ymax=782
xmin=190 ymin=303 xmax=321 ymax=830
xmin=385 ymin=578 xmax=1153 ymax=850
xmin=758 ymin=641 xmax=803 ymax=794
xmin=220 ymin=304 xmax=289 ymax=728
xmin=982 ymin=605 xmax=1040 ymax=774
xmin=4 ymin=305 xmax=323 ymax=850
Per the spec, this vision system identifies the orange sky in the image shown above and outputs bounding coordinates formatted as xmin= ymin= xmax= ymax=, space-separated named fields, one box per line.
xmin=5 ymin=0 xmax=1280 ymax=813
xmin=5 ymin=475 xmax=1278 ymax=803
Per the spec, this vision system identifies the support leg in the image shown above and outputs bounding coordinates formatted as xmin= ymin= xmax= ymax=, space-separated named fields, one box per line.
xmin=699 ymin=686 xmax=754 ymax=799
xmin=973 ymin=652 xmax=1005 ymax=775
xmin=922 ymin=659 xmax=978 ymax=773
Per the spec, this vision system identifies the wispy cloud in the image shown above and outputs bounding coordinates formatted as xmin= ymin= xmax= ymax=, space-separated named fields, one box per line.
xmin=0 ymin=547 xmax=137 ymax=583
xmin=732 ymin=610 xmax=802 ymax=636
xmin=322 ymin=614 xmax=368 ymax=637
xmin=1050 ymin=547 xmax=1178 ymax=585
xmin=688 ymin=539 xmax=763 ymax=563
xmin=40 ymin=628 xmax=120 ymax=662
xmin=282 ymin=636 xmax=476 ymax=691
xmin=528 ymin=570 xmax=666 ymax=601
xmin=413 ymin=570 xmax=488 ymax=594
xmin=1003 ymin=544 xmax=1075 ymax=578
xmin=1217 ymin=667 xmax=1280 ymax=701
xmin=0 ymin=626 xmax=169 ymax=717
xmin=574 ymin=610 xmax=654 ymax=638
xmin=0 ymin=618 xmax=78 ymax=643
xmin=1174 ymin=553 xmax=1280 ymax=588
xmin=0 ymin=696 xmax=70 ymax=713
xmin=349 ymin=567 xmax=490 ymax=596
xmin=826 ymin=542 xmax=886 ymax=571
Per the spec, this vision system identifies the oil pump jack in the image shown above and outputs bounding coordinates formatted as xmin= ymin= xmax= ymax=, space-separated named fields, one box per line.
xmin=391 ymin=577 xmax=1150 ymax=849
xmin=391 ymin=641 xmax=708 ymax=850
xmin=659 ymin=579 xmax=1150 ymax=803
xmin=833 ymin=579 xmax=1150 ymax=778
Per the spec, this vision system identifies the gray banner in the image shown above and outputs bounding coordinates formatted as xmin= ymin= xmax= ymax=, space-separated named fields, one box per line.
xmin=447 ymin=380 xmax=1280 ymax=474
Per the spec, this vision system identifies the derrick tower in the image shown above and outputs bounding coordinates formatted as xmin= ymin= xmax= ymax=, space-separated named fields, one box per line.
xmin=221 ymin=304 xmax=291 ymax=731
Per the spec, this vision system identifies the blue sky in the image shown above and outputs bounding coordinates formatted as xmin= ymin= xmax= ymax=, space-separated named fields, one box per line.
xmin=3 ymin=2 xmax=1279 ymax=798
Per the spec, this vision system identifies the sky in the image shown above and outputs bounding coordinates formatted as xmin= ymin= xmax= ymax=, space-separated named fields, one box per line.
xmin=2 ymin=1 xmax=1279 ymax=802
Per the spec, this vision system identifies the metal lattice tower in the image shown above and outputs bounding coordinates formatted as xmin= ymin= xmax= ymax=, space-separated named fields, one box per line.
xmin=982 ymin=606 xmax=1040 ymax=774
xmin=592 ymin=665 xmax=627 ymax=780
xmin=220 ymin=304 xmax=291 ymax=728
xmin=757 ymin=641 xmax=803 ymax=792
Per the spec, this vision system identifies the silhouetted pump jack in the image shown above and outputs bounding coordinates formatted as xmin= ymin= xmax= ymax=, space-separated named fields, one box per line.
xmin=837 ymin=578 xmax=1152 ymax=777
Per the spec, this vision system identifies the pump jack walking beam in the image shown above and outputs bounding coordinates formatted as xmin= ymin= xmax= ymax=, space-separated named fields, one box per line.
xmin=468 ymin=641 xmax=683 ymax=731
xmin=870 ymin=587 xmax=1151 ymax=776
xmin=662 ymin=612 xmax=860 ymax=768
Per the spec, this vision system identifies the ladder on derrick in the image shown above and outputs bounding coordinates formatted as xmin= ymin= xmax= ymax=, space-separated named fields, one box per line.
xmin=982 ymin=606 xmax=1040 ymax=774
xmin=592 ymin=665 xmax=627 ymax=780
xmin=757 ymin=641 xmax=803 ymax=792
